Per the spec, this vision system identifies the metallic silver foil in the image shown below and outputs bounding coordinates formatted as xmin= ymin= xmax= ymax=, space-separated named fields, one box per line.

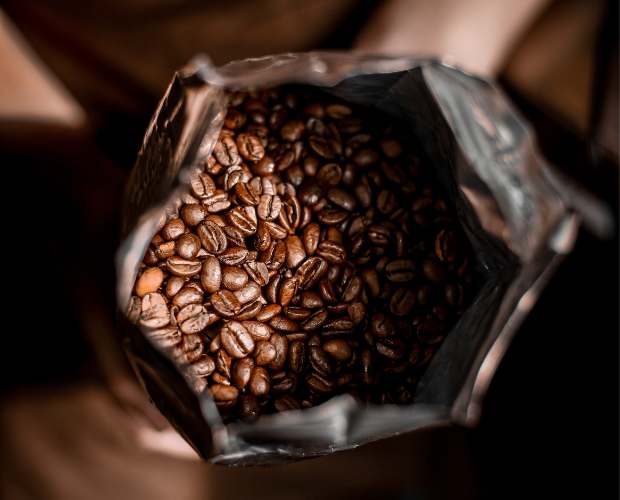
xmin=116 ymin=52 xmax=610 ymax=465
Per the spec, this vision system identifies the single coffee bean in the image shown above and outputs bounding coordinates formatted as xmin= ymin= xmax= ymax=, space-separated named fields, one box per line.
xmin=300 ymin=291 xmax=323 ymax=309
xmin=201 ymin=256 xmax=222 ymax=293
xmin=249 ymin=367 xmax=270 ymax=396
xmin=327 ymin=188 xmax=356 ymax=211
xmin=221 ymin=321 xmax=255 ymax=358
xmin=390 ymin=288 xmax=416 ymax=316
xmin=284 ymin=307 xmax=312 ymax=321
xmin=278 ymin=276 xmax=298 ymax=307
xmin=301 ymin=308 xmax=328 ymax=331
xmin=422 ymin=259 xmax=446 ymax=283
xmin=222 ymin=265 xmax=249 ymax=290
xmin=232 ymin=357 xmax=254 ymax=389
xmin=135 ymin=267 xmax=164 ymax=297
xmin=255 ymin=304 xmax=281 ymax=322
xmin=255 ymin=340 xmax=277 ymax=365
xmin=181 ymin=204 xmax=206 ymax=227
xmin=191 ymin=173 xmax=217 ymax=199
xmin=219 ymin=246 xmax=249 ymax=265
xmin=175 ymin=233 xmax=201 ymax=259
xmin=210 ymin=383 xmax=239 ymax=402
xmin=211 ymin=290 xmax=241 ymax=317
xmin=234 ymin=282 xmax=261 ymax=304
xmin=295 ymin=256 xmax=328 ymax=290
xmin=323 ymin=339 xmax=352 ymax=361
xmin=316 ymin=240 xmax=346 ymax=264
xmin=257 ymin=194 xmax=282 ymax=221
xmin=268 ymin=334 xmax=289 ymax=370
xmin=243 ymin=261 xmax=269 ymax=286
xmin=165 ymin=256 xmax=201 ymax=277
xmin=237 ymin=133 xmax=265 ymax=162
xmin=161 ymin=218 xmax=185 ymax=240
xmin=235 ymin=300 xmax=263 ymax=320
xmin=371 ymin=313 xmax=395 ymax=338
xmin=190 ymin=354 xmax=216 ymax=377
xmin=145 ymin=325 xmax=181 ymax=348
xmin=269 ymin=315 xmax=299 ymax=332
xmin=288 ymin=340 xmax=305 ymax=373
xmin=223 ymin=226 xmax=247 ymax=247
xmin=347 ymin=302 xmax=366 ymax=325
xmin=215 ymin=349 xmax=232 ymax=378
xmin=172 ymin=286 xmax=203 ymax=308
xmin=140 ymin=292 xmax=170 ymax=328
xmin=197 ymin=221 xmax=228 ymax=254
xmin=306 ymin=373 xmax=334 ymax=393
xmin=385 ymin=259 xmax=416 ymax=282
xmin=228 ymin=206 xmax=257 ymax=235
xmin=241 ymin=320 xmax=273 ymax=341
xmin=211 ymin=372 xmax=231 ymax=387
xmin=352 ymin=148 xmax=379 ymax=167
xmin=214 ymin=136 xmax=240 ymax=166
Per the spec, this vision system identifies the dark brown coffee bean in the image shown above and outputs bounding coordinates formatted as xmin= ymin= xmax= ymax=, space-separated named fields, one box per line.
xmin=323 ymin=317 xmax=354 ymax=333
xmin=221 ymin=321 xmax=255 ymax=358
xmin=248 ymin=367 xmax=270 ymax=397
xmin=238 ymin=394 xmax=260 ymax=421
xmin=252 ymin=155 xmax=275 ymax=176
xmin=376 ymin=337 xmax=405 ymax=359
xmin=228 ymin=206 xmax=257 ymax=235
xmin=161 ymin=218 xmax=185 ymax=240
xmin=255 ymin=221 xmax=272 ymax=252
xmin=143 ymin=248 xmax=158 ymax=265
xmin=422 ymin=259 xmax=446 ymax=283
xmin=341 ymin=275 xmax=362 ymax=302
xmin=180 ymin=204 xmax=206 ymax=227
xmin=191 ymin=354 xmax=216 ymax=377
xmin=371 ymin=313 xmax=395 ymax=337
xmin=278 ymin=276 xmax=298 ymax=307
xmin=319 ymin=280 xmax=337 ymax=304
xmin=445 ymin=283 xmax=464 ymax=308
xmin=280 ymin=119 xmax=305 ymax=141
xmin=211 ymin=372 xmax=231 ymax=387
xmin=175 ymin=233 xmax=200 ymax=259
xmin=390 ymin=288 xmax=416 ymax=316
xmin=301 ymin=308 xmax=328 ymax=331
xmin=317 ymin=208 xmax=349 ymax=225
xmin=135 ymin=267 xmax=164 ymax=297
xmin=367 ymin=224 xmax=390 ymax=245
xmin=288 ymin=340 xmax=306 ymax=373
xmin=211 ymin=290 xmax=241 ymax=317
xmin=354 ymin=178 xmax=372 ymax=208
xmin=232 ymin=357 xmax=254 ymax=389
xmin=257 ymin=194 xmax=282 ymax=221
xmin=283 ymin=235 xmax=305 ymax=269
xmin=434 ymin=229 xmax=458 ymax=262
xmin=268 ymin=334 xmax=289 ymax=371
xmin=243 ymin=260 xmax=269 ymax=286
xmin=316 ymin=240 xmax=346 ymax=264
xmin=234 ymin=282 xmax=261 ymax=305
xmin=352 ymin=148 xmax=379 ymax=167
xmin=347 ymin=302 xmax=366 ymax=325
xmin=417 ymin=318 xmax=444 ymax=344
xmin=327 ymin=188 xmax=356 ymax=211
xmin=166 ymin=256 xmax=201 ymax=277
xmin=256 ymin=304 xmax=282 ymax=322
xmin=274 ymin=395 xmax=301 ymax=412
xmin=306 ymin=373 xmax=334 ymax=393
xmin=211 ymin=383 xmax=238 ymax=402
xmin=385 ymin=259 xmax=416 ymax=282
xmin=197 ymin=221 xmax=228 ymax=254
xmin=240 ymin=320 xmax=273 ymax=341
xmin=284 ymin=307 xmax=312 ymax=321
xmin=271 ymin=372 xmax=297 ymax=393
xmin=323 ymin=339 xmax=352 ymax=361
xmin=309 ymin=136 xmax=335 ymax=159
xmin=234 ymin=181 xmax=260 ymax=206
xmin=300 ymin=224 xmax=320 ymax=256
xmin=269 ymin=315 xmax=299 ymax=332
xmin=300 ymin=291 xmax=323 ymax=309
xmin=236 ymin=133 xmax=264 ymax=162
xmin=254 ymin=340 xmax=277 ymax=365
xmin=361 ymin=269 xmax=380 ymax=298
xmin=201 ymin=256 xmax=222 ymax=293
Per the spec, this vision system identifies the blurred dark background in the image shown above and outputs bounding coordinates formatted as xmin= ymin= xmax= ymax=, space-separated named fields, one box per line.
xmin=0 ymin=1 xmax=617 ymax=499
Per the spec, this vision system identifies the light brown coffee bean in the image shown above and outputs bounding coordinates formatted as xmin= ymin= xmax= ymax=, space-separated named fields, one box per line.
xmin=197 ymin=220 xmax=228 ymax=254
xmin=234 ymin=281 xmax=261 ymax=304
xmin=175 ymin=233 xmax=201 ymax=259
xmin=214 ymin=136 xmax=240 ymax=166
xmin=140 ymin=292 xmax=169 ymax=328
xmin=135 ymin=267 xmax=164 ymax=297
xmin=210 ymin=384 xmax=239 ymax=402
xmin=211 ymin=290 xmax=241 ymax=317
xmin=219 ymin=246 xmax=249 ymax=265
xmin=201 ymin=256 xmax=222 ymax=293
xmin=172 ymin=286 xmax=203 ymax=308
xmin=258 ymin=194 xmax=282 ymax=221
xmin=190 ymin=172 xmax=216 ymax=199
xmin=228 ymin=206 xmax=258 ymax=235
xmin=241 ymin=321 xmax=273 ymax=341
xmin=255 ymin=304 xmax=282 ymax=322
xmin=145 ymin=326 xmax=181 ymax=348
xmin=255 ymin=340 xmax=277 ymax=365
xmin=243 ymin=261 xmax=269 ymax=286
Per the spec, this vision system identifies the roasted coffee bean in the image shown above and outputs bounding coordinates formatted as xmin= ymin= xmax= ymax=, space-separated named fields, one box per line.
xmin=197 ymin=221 xmax=228 ymax=254
xmin=191 ymin=173 xmax=217 ymax=199
xmin=255 ymin=340 xmax=277 ymax=365
xmin=300 ymin=291 xmax=323 ymax=309
xmin=145 ymin=326 xmax=181 ymax=348
xmin=234 ymin=282 xmax=261 ymax=305
xmin=241 ymin=320 xmax=273 ymax=341
xmin=274 ymin=395 xmax=301 ymax=412
xmin=237 ymin=133 xmax=265 ymax=162
xmin=254 ymin=304 xmax=281 ymax=322
xmin=301 ymin=308 xmax=328 ymax=331
xmin=161 ymin=218 xmax=185 ymax=241
xmin=422 ymin=259 xmax=446 ymax=283
xmin=228 ymin=206 xmax=257 ymax=235
xmin=173 ymin=233 xmax=199 ymax=259
xmin=210 ymin=383 xmax=238 ymax=402
xmin=165 ymin=256 xmax=200 ymax=277
xmin=211 ymin=290 xmax=241 ymax=317
xmin=269 ymin=315 xmax=299 ymax=332
xmin=190 ymin=355 xmax=216 ymax=378
xmin=306 ymin=373 xmax=334 ymax=393
xmin=268 ymin=334 xmax=288 ymax=370
xmin=249 ymin=367 xmax=270 ymax=397
xmin=201 ymin=256 xmax=222 ymax=293
xmin=341 ymin=275 xmax=362 ymax=302
xmin=140 ymin=293 xmax=169 ymax=328
xmin=376 ymin=337 xmax=406 ymax=359
xmin=172 ymin=286 xmax=203 ymax=308
xmin=221 ymin=321 xmax=255 ymax=358
xmin=221 ymin=266 xmax=249 ymax=290
xmin=385 ymin=259 xmax=415 ymax=282
xmin=390 ymin=288 xmax=416 ymax=316
xmin=238 ymin=394 xmax=260 ymax=421
xmin=219 ymin=246 xmax=249 ymax=265
xmin=135 ymin=267 xmax=164 ymax=297
xmin=257 ymin=194 xmax=282 ymax=221
xmin=214 ymin=136 xmax=240 ymax=166
xmin=232 ymin=357 xmax=254 ymax=389
xmin=215 ymin=349 xmax=232 ymax=378
xmin=317 ymin=208 xmax=349 ymax=225
xmin=319 ymin=280 xmax=337 ymax=304
xmin=284 ymin=235 xmax=306 ymax=269
xmin=347 ymin=302 xmax=366 ymax=324
xmin=253 ymin=155 xmax=276 ymax=176
xmin=278 ymin=276 xmax=298 ymax=307
xmin=316 ymin=240 xmax=346 ymax=264
xmin=371 ymin=313 xmax=395 ymax=338
xmin=323 ymin=339 xmax=352 ymax=361
xmin=243 ymin=261 xmax=269 ymax=286
xmin=236 ymin=300 xmax=262 ymax=320
xmin=288 ymin=340 xmax=305 ymax=373
xmin=327 ymin=188 xmax=356 ymax=211
xmin=284 ymin=307 xmax=312 ymax=321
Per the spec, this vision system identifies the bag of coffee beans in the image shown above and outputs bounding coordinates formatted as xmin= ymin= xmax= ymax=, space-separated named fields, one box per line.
xmin=116 ymin=53 xmax=608 ymax=464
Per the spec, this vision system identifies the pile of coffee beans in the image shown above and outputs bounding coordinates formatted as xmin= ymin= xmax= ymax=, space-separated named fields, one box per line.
xmin=127 ymin=86 xmax=474 ymax=422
